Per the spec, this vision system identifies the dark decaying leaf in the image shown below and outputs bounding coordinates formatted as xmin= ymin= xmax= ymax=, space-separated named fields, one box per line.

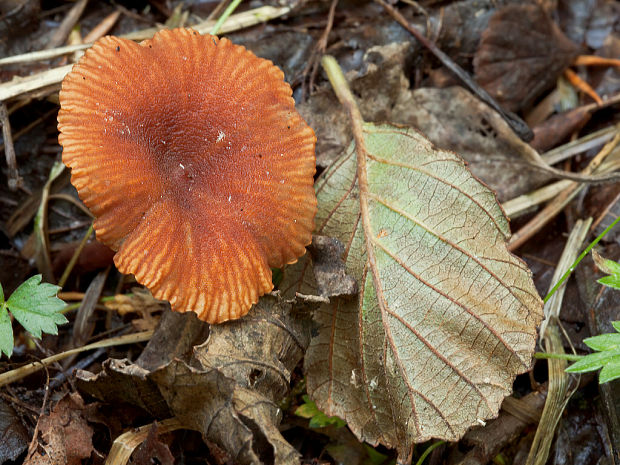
xmin=136 ymin=309 xmax=209 ymax=371
xmin=529 ymin=105 xmax=592 ymax=152
xmin=305 ymin=122 xmax=543 ymax=456
xmin=0 ymin=398 xmax=29 ymax=463
xmin=308 ymin=235 xmax=358 ymax=298
xmin=131 ymin=423 xmax=174 ymax=465
xmin=474 ymin=3 xmax=580 ymax=112
xmin=392 ymin=86 xmax=551 ymax=202
xmin=78 ymin=295 xmax=313 ymax=465
xmin=301 ymin=42 xmax=550 ymax=202
xmin=25 ymin=393 xmax=95 ymax=465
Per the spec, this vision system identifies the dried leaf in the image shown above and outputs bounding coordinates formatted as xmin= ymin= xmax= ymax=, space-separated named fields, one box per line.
xmin=25 ymin=393 xmax=95 ymax=465
xmin=78 ymin=295 xmax=312 ymax=465
xmin=130 ymin=423 xmax=174 ymax=465
xmin=306 ymin=121 xmax=543 ymax=455
xmin=474 ymin=4 xmax=579 ymax=112
xmin=0 ymin=398 xmax=29 ymax=463
xmin=392 ymin=86 xmax=550 ymax=201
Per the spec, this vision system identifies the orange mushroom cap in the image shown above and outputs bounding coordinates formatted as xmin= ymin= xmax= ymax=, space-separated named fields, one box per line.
xmin=58 ymin=28 xmax=317 ymax=323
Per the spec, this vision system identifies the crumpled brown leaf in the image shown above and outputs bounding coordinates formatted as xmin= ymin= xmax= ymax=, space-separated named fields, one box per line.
xmin=25 ymin=393 xmax=95 ymax=465
xmin=391 ymin=85 xmax=552 ymax=201
xmin=474 ymin=3 xmax=580 ymax=112
xmin=130 ymin=423 xmax=174 ymax=465
xmin=301 ymin=42 xmax=551 ymax=201
xmin=77 ymin=294 xmax=314 ymax=465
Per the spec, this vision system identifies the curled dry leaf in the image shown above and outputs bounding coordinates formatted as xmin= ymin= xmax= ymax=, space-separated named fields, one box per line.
xmin=305 ymin=119 xmax=544 ymax=456
xmin=474 ymin=3 xmax=579 ymax=112
xmin=58 ymin=28 xmax=317 ymax=324
xmin=77 ymin=295 xmax=313 ymax=465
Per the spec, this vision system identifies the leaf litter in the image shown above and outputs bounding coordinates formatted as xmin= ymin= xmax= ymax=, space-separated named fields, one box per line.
xmin=2 ymin=0 xmax=620 ymax=463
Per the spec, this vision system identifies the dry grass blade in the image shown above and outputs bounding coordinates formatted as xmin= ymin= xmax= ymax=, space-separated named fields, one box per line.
xmin=526 ymin=219 xmax=590 ymax=465
xmin=0 ymin=102 xmax=22 ymax=190
xmin=105 ymin=418 xmax=186 ymax=465
xmin=541 ymin=125 xmax=619 ymax=166
xmin=502 ymin=180 xmax=573 ymax=219
xmin=0 ymin=6 xmax=290 ymax=67
xmin=509 ymin=132 xmax=620 ymax=250
xmin=0 ymin=330 xmax=153 ymax=387
xmin=0 ymin=6 xmax=290 ymax=101
xmin=0 ymin=65 xmax=71 ymax=101
xmin=33 ymin=162 xmax=65 ymax=283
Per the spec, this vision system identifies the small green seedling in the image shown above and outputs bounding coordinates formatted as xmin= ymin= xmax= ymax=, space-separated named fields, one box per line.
xmin=0 ymin=275 xmax=68 ymax=357
xmin=295 ymin=394 xmax=346 ymax=429
xmin=592 ymin=250 xmax=620 ymax=290
xmin=565 ymin=321 xmax=620 ymax=383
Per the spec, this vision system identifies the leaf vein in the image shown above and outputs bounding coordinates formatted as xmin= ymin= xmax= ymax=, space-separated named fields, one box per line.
xmin=371 ymin=237 xmax=529 ymax=371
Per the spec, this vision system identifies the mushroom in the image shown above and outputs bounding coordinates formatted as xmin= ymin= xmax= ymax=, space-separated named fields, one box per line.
xmin=58 ymin=28 xmax=317 ymax=323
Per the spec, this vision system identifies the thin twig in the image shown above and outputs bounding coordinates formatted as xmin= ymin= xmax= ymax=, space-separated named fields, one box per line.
xmin=0 ymin=102 xmax=22 ymax=190
xmin=0 ymin=108 xmax=58 ymax=156
xmin=302 ymin=0 xmax=339 ymax=98
xmin=45 ymin=0 xmax=89 ymax=49
xmin=25 ymin=366 xmax=50 ymax=462
xmin=509 ymin=133 xmax=620 ymax=250
xmin=376 ymin=0 xmax=534 ymax=141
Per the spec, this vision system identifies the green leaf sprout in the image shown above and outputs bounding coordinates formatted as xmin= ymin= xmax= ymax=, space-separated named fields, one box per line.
xmin=565 ymin=321 xmax=620 ymax=384
xmin=0 ymin=275 xmax=68 ymax=357
xmin=295 ymin=394 xmax=346 ymax=429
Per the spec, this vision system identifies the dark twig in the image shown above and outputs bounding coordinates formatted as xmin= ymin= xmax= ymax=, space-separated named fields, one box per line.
xmin=25 ymin=366 xmax=50 ymax=462
xmin=302 ymin=0 xmax=339 ymax=99
xmin=45 ymin=0 xmax=89 ymax=49
xmin=0 ymin=102 xmax=22 ymax=191
xmin=377 ymin=0 xmax=534 ymax=142
xmin=49 ymin=348 xmax=107 ymax=389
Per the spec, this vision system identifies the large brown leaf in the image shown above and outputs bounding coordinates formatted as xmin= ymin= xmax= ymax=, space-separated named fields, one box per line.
xmin=305 ymin=103 xmax=544 ymax=458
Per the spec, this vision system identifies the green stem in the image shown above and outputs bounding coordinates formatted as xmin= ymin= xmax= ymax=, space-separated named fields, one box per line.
xmin=544 ymin=213 xmax=620 ymax=303
xmin=533 ymin=352 xmax=583 ymax=362
xmin=415 ymin=441 xmax=445 ymax=465
xmin=58 ymin=223 xmax=94 ymax=289
xmin=210 ymin=0 xmax=244 ymax=35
